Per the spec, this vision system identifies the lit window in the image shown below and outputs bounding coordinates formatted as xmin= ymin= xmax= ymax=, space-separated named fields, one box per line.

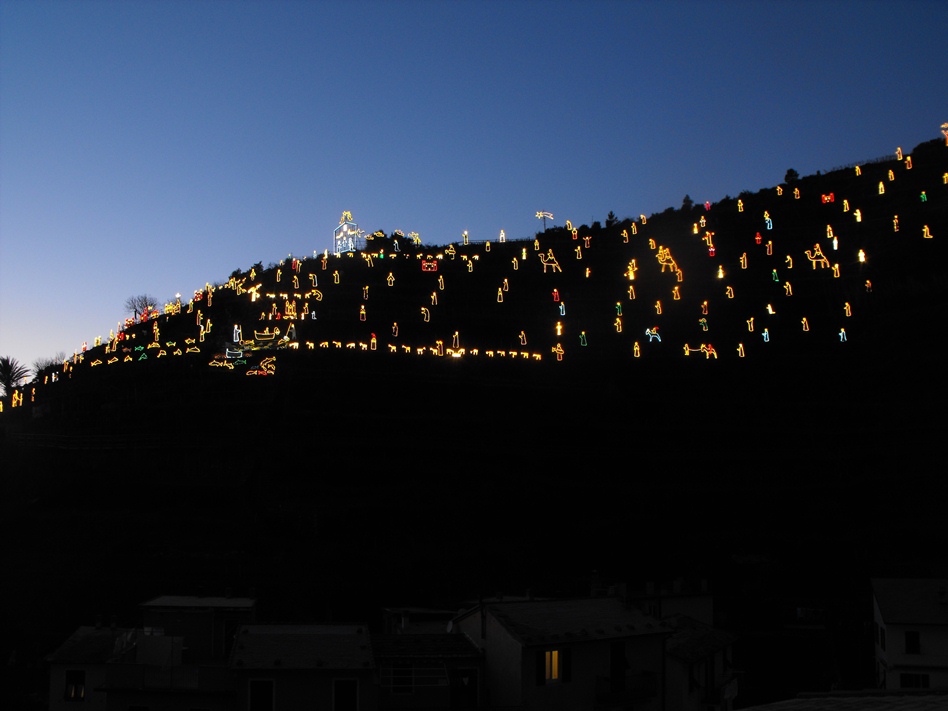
xmin=546 ymin=650 xmax=560 ymax=682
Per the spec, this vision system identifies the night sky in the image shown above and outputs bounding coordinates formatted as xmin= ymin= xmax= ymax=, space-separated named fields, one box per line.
xmin=2 ymin=0 xmax=945 ymax=371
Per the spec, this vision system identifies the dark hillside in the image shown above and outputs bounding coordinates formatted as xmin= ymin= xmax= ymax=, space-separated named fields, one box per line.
xmin=2 ymin=138 xmax=946 ymax=706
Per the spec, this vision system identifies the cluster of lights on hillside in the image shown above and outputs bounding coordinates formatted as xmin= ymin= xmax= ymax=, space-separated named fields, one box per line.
xmin=2 ymin=139 xmax=945 ymax=412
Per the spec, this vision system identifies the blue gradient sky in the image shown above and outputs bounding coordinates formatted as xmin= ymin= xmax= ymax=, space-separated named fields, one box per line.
xmin=2 ymin=0 xmax=946 ymax=370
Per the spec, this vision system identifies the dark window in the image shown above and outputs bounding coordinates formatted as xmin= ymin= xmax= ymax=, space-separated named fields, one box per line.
xmin=391 ymin=664 xmax=413 ymax=694
xmin=905 ymin=630 xmax=920 ymax=654
xmin=900 ymin=673 xmax=929 ymax=688
xmin=334 ymin=678 xmax=358 ymax=711
xmin=64 ymin=669 xmax=85 ymax=702
xmin=249 ymin=679 xmax=274 ymax=711
xmin=880 ymin=627 xmax=886 ymax=651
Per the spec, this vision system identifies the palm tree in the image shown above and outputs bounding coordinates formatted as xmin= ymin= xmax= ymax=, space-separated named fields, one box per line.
xmin=0 ymin=356 xmax=30 ymax=396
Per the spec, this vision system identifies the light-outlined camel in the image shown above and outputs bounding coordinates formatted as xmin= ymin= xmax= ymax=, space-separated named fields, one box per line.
xmin=683 ymin=344 xmax=717 ymax=359
xmin=538 ymin=250 xmax=562 ymax=273
xmin=645 ymin=327 xmax=661 ymax=343
xmin=805 ymin=244 xmax=830 ymax=269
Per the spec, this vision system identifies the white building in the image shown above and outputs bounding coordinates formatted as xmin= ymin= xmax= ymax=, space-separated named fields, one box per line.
xmin=872 ymin=578 xmax=948 ymax=690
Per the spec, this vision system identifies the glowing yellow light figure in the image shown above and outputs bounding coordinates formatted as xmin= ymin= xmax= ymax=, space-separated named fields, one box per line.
xmin=776 ymin=186 xmax=783 ymax=196
xmin=640 ymin=214 xmax=647 ymax=224
xmin=726 ymin=286 xmax=734 ymax=298
xmin=556 ymin=321 xmax=563 ymax=336
xmin=502 ymin=278 xmax=509 ymax=292
xmin=519 ymin=331 xmax=527 ymax=346
xmin=673 ymin=286 xmax=681 ymax=300
xmin=485 ymin=241 xmax=491 ymax=252
xmin=944 ymin=173 xmax=948 ymax=184
xmin=794 ymin=188 xmax=800 ymax=199
xmin=362 ymin=285 xmax=369 ymax=300
xmin=747 ymin=317 xmax=754 ymax=332
xmin=832 ymin=263 xmax=840 ymax=278
xmin=888 ymin=169 xmax=895 ymax=182
xmin=512 ymin=256 xmax=519 ymax=271
xmin=333 ymin=270 xmax=340 ymax=284
xmin=628 ymin=285 xmax=636 ymax=300
xmin=879 ymin=182 xmax=885 ymax=195
xmin=626 ymin=259 xmax=637 ymax=280
xmin=701 ymin=301 xmax=709 ymax=315
xmin=784 ymin=282 xmax=792 ymax=296
xmin=552 ymin=343 xmax=565 ymax=361
xmin=655 ymin=301 xmax=662 ymax=315
xmin=575 ymin=245 xmax=582 ymax=260
xmin=622 ymin=229 xmax=629 ymax=243
xmin=801 ymin=317 xmax=809 ymax=332
xmin=855 ymin=165 xmax=862 ymax=176
xmin=276 ymin=268 xmax=282 ymax=283
xmin=737 ymin=199 xmax=744 ymax=212
xmin=700 ymin=216 xmax=706 ymax=227
xmin=844 ymin=302 xmax=852 ymax=317
xmin=858 ymin=249 xmax=866 ymax=263
xmin=533 ymin=239 xmax=540 ymax=251
xmin=717 ymin=265 xmax=725 ymax=279
xmin=785 ymin=255 xmax=793 ymax=269
xmin=693 ymin=224 xmax=699 ymax=234
xmin=766 ymin=241 xmax=773 ymax=256
xmin=923 ymin=225 xmax=933 ymax=239
xmin=737 ymin=252 xmax=748 ymax=270
xmin=766 ymin=304 xmax=776 ymax=315
xmin=438 ymin=275 xmax=445 ymax=290
xmin=649 ymin=238 xmax=656 ymax=250
xmin=737 ymin=343 xmax=745 ymax=357
xmin=452 ymin=331 xmax=460 ymax=349
xmin=614 ymin=317 xmax=622 ymax=333
xmin=893 ymin=216 xmax=899 ymax=232
xmin=585 ymin=267 xmax=591 ymax=278
xmin=633 ymin=342 xmax=641 ymax=357
xmin=430 ymin=291 xmax=438 ymax=306
xmin=387 ymin=273 xmax=395 ymax=286
xmin=421 ymin=307 xmax=430 ymax=322
xmin=292 ymin=275 xmax=299 ymax=290
xmin=631 ymin=223 xmax=637 ymax=234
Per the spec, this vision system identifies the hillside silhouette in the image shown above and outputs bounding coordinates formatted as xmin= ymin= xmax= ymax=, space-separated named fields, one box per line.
xmin=1 ymin=137 xmax=946 ymax=706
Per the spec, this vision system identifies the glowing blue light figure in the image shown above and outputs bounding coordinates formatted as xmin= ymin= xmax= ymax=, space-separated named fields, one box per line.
xmin=762 ymin=329 xmax=770 ymax=343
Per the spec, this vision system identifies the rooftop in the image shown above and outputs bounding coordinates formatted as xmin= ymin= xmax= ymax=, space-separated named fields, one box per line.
xmin=46 ymin=626 xmax=136 ymax=664
xmin=872 ymin=579 xmax=948 ymax=625
xmin=231 ymin=625 xmax=373 ymax=670
xmin=664 ymin=614 xmax=737 ymax=664
xmin=460 ymin=597 xmax=668 ymax=646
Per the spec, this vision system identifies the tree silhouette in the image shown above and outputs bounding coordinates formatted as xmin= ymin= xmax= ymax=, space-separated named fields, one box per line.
xmin=0 ymin=356 xmax=30 ymax=396
xmin=124 ymin=294 xmax=158 ymax=317
xmin=682 ymin=194 xmax=694 ymax=211
xmin=785 ymin=168 xmax=800 ymax=183
xmin=606 ymin=211 xmax=618 ymax=228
